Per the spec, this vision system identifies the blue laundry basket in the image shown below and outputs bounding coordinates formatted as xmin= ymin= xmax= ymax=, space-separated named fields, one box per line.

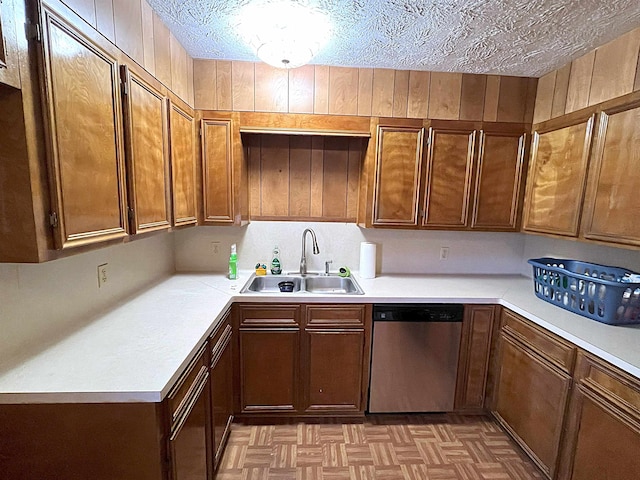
xmin=528 ymin=258 xmax=640 ymax=326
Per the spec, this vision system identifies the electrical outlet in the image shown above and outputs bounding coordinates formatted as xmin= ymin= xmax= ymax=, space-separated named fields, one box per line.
xmin=211 ymin=241 xmax=221 ymax=255
xmin=440 ymin=247 xmax=450 ymax=260
xmin=97 ymin=263 xmax=108 ymax=288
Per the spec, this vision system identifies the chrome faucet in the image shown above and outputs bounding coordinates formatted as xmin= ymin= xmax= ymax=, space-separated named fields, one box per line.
xmin=299 ymin=228 xmax=320 ymax=275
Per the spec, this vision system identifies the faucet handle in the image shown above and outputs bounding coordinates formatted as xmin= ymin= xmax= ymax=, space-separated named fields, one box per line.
xmin=325 ymin=260 xmax=333 ymax=275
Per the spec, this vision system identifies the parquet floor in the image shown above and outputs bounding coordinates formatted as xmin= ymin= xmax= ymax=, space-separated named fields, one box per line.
xmin=216 ymin=414 xmax=545 ymax=479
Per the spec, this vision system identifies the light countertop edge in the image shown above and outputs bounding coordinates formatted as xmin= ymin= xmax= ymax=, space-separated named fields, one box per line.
xmin=0 ymin=272 xmax=638 ymax=404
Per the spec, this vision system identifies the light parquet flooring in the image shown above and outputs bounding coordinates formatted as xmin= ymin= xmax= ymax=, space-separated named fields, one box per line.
xmin=216 ymin=414 xmax=545 ymax=480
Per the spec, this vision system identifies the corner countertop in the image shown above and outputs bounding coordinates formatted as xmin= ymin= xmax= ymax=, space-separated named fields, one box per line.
xmin=0 ymin=272 xmax=638 ymax=404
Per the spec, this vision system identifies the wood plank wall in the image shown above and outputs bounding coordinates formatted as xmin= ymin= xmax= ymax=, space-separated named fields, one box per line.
xmin=244 ymin=135 xmax=363 ymax=221
xmin=60 ymin=0 xmax=194 ymax=106
xmin=194 ymin=61 xmax=537 ymax=123
xmin=533 ymin=26 xmax=640 ymax=124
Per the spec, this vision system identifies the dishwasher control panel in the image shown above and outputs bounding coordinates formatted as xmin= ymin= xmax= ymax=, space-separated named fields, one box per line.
xmin=373 ymin=304 xmax=464 ymax=322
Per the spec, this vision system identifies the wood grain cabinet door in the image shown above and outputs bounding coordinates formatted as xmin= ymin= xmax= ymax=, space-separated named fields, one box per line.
xmin=422 ymin=126 xmax=476 ymax=228
xmin=471 ymin=130 xmax=527 ymax=230
xmin=210 ymin=321 xmax=234 ymax=470
xmin=120 ymin=65 xmax=171 ymax=234
xmin=169 ymin=101 xmax=197 ymax=226
xmin=493 ymin=332 xmax=572 ymax=479
xmin=372 ymin=125 xmax=424 ymax=226
xmin=202 ymin=119 xmax=234 ymax=224
xmin=522 ymin=115 xmax=595 ymax=237
xmin=0 ymin=0 xmax=21 ymax=89
xmin=582 ymin=103 xmax=640 ymax=247
xmin=39 ymin=3 xmax=128 ymax=248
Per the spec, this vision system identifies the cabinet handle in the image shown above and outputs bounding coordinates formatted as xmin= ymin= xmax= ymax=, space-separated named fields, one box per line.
xmin=170 ymin=371 xmax=209 ymax=440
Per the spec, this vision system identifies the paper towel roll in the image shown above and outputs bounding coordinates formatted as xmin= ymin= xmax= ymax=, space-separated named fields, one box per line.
xmin=359 ymin=242 xmax=377 ymax=279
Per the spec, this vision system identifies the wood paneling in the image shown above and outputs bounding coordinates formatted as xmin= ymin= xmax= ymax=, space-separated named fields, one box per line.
xmin=422 ymin=127 xmax=475 ymax=227
xmin=429 ymin=72 xmax=462 ymax=120
xmin=523 ymin=115 xmax=594 ymax=237
xmin=245 ymin=134 xmax=363 ymax=221
xmin=0 ymin=0 xmax=20 ymax=88
xmin=565 ymin=51 xmax=595 ymax=114
xmin=186 ymin=55 xmax=194 ymax=107
xmin=392 ymin=70 xmax=410 ymax=118
xmin=170 ymin=34 xmax=188 ymax=101
xmin=372 ymin=125 xmax=424 ymax=226
xmin=216 ymin=60 xmax=233 ymax=110
xmin=169 ymin=102 xmax=197 ymax=226
xmin=194 ymin=60 xmax=217 ymax=110
xmin=62 ymin=0 xmax=96 ymax=26
xmin=328 ymin=67 xmax=358 ymax=115
xmin=121 ymin=66 xmax=170 ymax=234
xmin=551 ymin=64 xmax=571 ymax=118
xmin=589 ymin=28 xmax=640 ymax=106
xmin=112 ymin=0 xmax=143 ymax=65
xmin=41 ymin=6 xmax=128 ymax=248
xmin=533 ymin=71 xmax=556 ymax=124
xmin=202 ymin=119 xmax=234 ymax=224
xmin=255 ymin=63 xmax=287 ymax=112
xmin=483 ymin=75 xmax=501 ymax=122
xmin=94 ymin=0 xmax=115 ymax=43
xmin=152 ymin=12 xmax=171 ymax=88
xmin=407 ymin=71 xmax=430 ymax=119
xmin=357 ymin=68 xmax=374 ymax=116
xmin=232 ymin=61 xmax=255 ymax=111
xmin=371 ymin=68 xmax=395 ymax=116
xmin=583 ymin=103 xmax=640 ymax=246
xmin=289 ymin=65 xmax=314 ymax=114
xmin=460 ymin=74 xmax=486 ymax=121
xmin=472 ymin=130 xmax=526 ymax=230
xmin=497 ymin=76 xmax=529 ymax=123
xmin=140 ymin=0 xmax=154 ymax=75
xmin=314 ymin=65 xmax=330 ymax=114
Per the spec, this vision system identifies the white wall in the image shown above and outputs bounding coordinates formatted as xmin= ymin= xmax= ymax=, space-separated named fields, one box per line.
xmin=174 ymin=221 xmax=527 ymax=275
xmin=0 ymin=234 xmax=174 ymax=372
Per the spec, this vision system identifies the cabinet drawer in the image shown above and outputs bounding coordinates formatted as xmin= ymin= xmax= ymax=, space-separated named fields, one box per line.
xmin=502 ymin=309 xmax=575 ymax=373
xmin=167 ymin=345 xmax=208 ymax=426
xmin=238 ymin=304 xmax=301 ymax=327
xmin=306 ymin=304 xmax=367 ymax=328
xmin=574 ymin=351 xmax=640 ymax=415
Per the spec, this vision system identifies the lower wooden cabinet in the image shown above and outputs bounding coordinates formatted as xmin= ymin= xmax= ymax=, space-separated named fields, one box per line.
xmin=491 ymin=309 xmax=575 ymax=479
xmin=235 ymin=303 xmax=371 ymax=418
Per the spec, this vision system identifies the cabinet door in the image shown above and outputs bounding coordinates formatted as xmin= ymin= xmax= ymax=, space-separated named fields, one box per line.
xmin=471 ymin=130 xmax=526 ymax=230
xmin=422 ymin=126 xmax=476 ymax=228
xmin=238 ymin=329 xmax=300 ymax=413
xmin=210 ymin=322 xmax=233 ymax=469
xmin=304 ymin=329 xmax=365 ymax=413
xmin=169 ymin=371 xmax=211 ymax=480
xmin=40 ymin=4 xmax=128 ymax=248
xmin=522 ymin=115 xmax=595 ymax=237
xmin=372 ymin=125 xmax=424 ymax=226
xmin=582 ymin=104 xmax=640 ymax=247
xmin=455 ymin=305 xmax=496 ymax=411
xmin=169 ymin=101 xmax=197 ymax=226
xmin=121 ymin=66 xmax=171 ymax=234
xmin=493 ymin=332 xmax=571 ymax=478
xmin=0 ymin=0 xmax=20 ymax=89
xmin=202 ymin=119 xmax=234 ymax=224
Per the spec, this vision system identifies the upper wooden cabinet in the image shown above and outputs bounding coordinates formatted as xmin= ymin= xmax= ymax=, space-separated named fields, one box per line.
xmin=368 ymin=119 xmax=528 ymax=231
xmin=0 ymin=0 xmax=20 ymax=89
xmin=38 ymin=1 xmax=128 ymax=249
xmin=169 ymin=100 xmax=197 ymax=226
xmin=582 ymin=101 xmax=640 ymax=247
xmin=120 ymin=65 xmax=171 ymax=234
xmin=522 ymin=114 xmax=595 ymax=237
xmin=372 ymin=123 xmax=425 ymax=226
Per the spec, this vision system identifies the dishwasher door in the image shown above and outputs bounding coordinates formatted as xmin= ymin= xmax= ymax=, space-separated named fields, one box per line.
xmin=368 ymin=305 xmax=463 ymax=413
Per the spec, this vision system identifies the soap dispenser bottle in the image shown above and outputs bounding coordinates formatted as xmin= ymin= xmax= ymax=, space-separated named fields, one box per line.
xmin=270 ymin=246 xmax=282 ymax=275
xmin=228 ymin=244 xmax=238 ymax=280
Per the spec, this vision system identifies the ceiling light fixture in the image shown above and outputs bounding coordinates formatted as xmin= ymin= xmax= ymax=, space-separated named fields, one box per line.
xmin=237 ymin=1 xmax=331 ymax=69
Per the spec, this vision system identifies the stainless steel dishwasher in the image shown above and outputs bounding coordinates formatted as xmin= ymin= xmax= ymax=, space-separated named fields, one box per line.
xmin=368 ymin=304 xmax=463 ymax=413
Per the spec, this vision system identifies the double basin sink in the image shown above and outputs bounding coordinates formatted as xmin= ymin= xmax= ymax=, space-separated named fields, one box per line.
xmin=240 ymin=274 xmax=364 ymax=295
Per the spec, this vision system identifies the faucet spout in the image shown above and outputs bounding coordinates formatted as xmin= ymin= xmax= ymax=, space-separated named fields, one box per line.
xmin=300 ymin=228 xmax=320 ymax=275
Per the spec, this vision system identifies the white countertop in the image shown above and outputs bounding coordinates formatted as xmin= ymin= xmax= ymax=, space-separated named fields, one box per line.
xmin=1 ymin=272 xmax=638 ymax=404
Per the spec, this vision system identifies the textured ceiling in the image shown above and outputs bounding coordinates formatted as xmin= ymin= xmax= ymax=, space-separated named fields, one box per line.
xmin=146 ymin=0 xmax=640 ymax=77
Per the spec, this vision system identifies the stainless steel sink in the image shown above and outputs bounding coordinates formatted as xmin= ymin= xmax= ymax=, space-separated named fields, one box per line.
xmin=240 ymin=274 xmax=364 ymax=295
xmin=240 ymin=275 xmax=302 ymax=293
xmin=304 ymin=276 xmax=364 ymax=294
